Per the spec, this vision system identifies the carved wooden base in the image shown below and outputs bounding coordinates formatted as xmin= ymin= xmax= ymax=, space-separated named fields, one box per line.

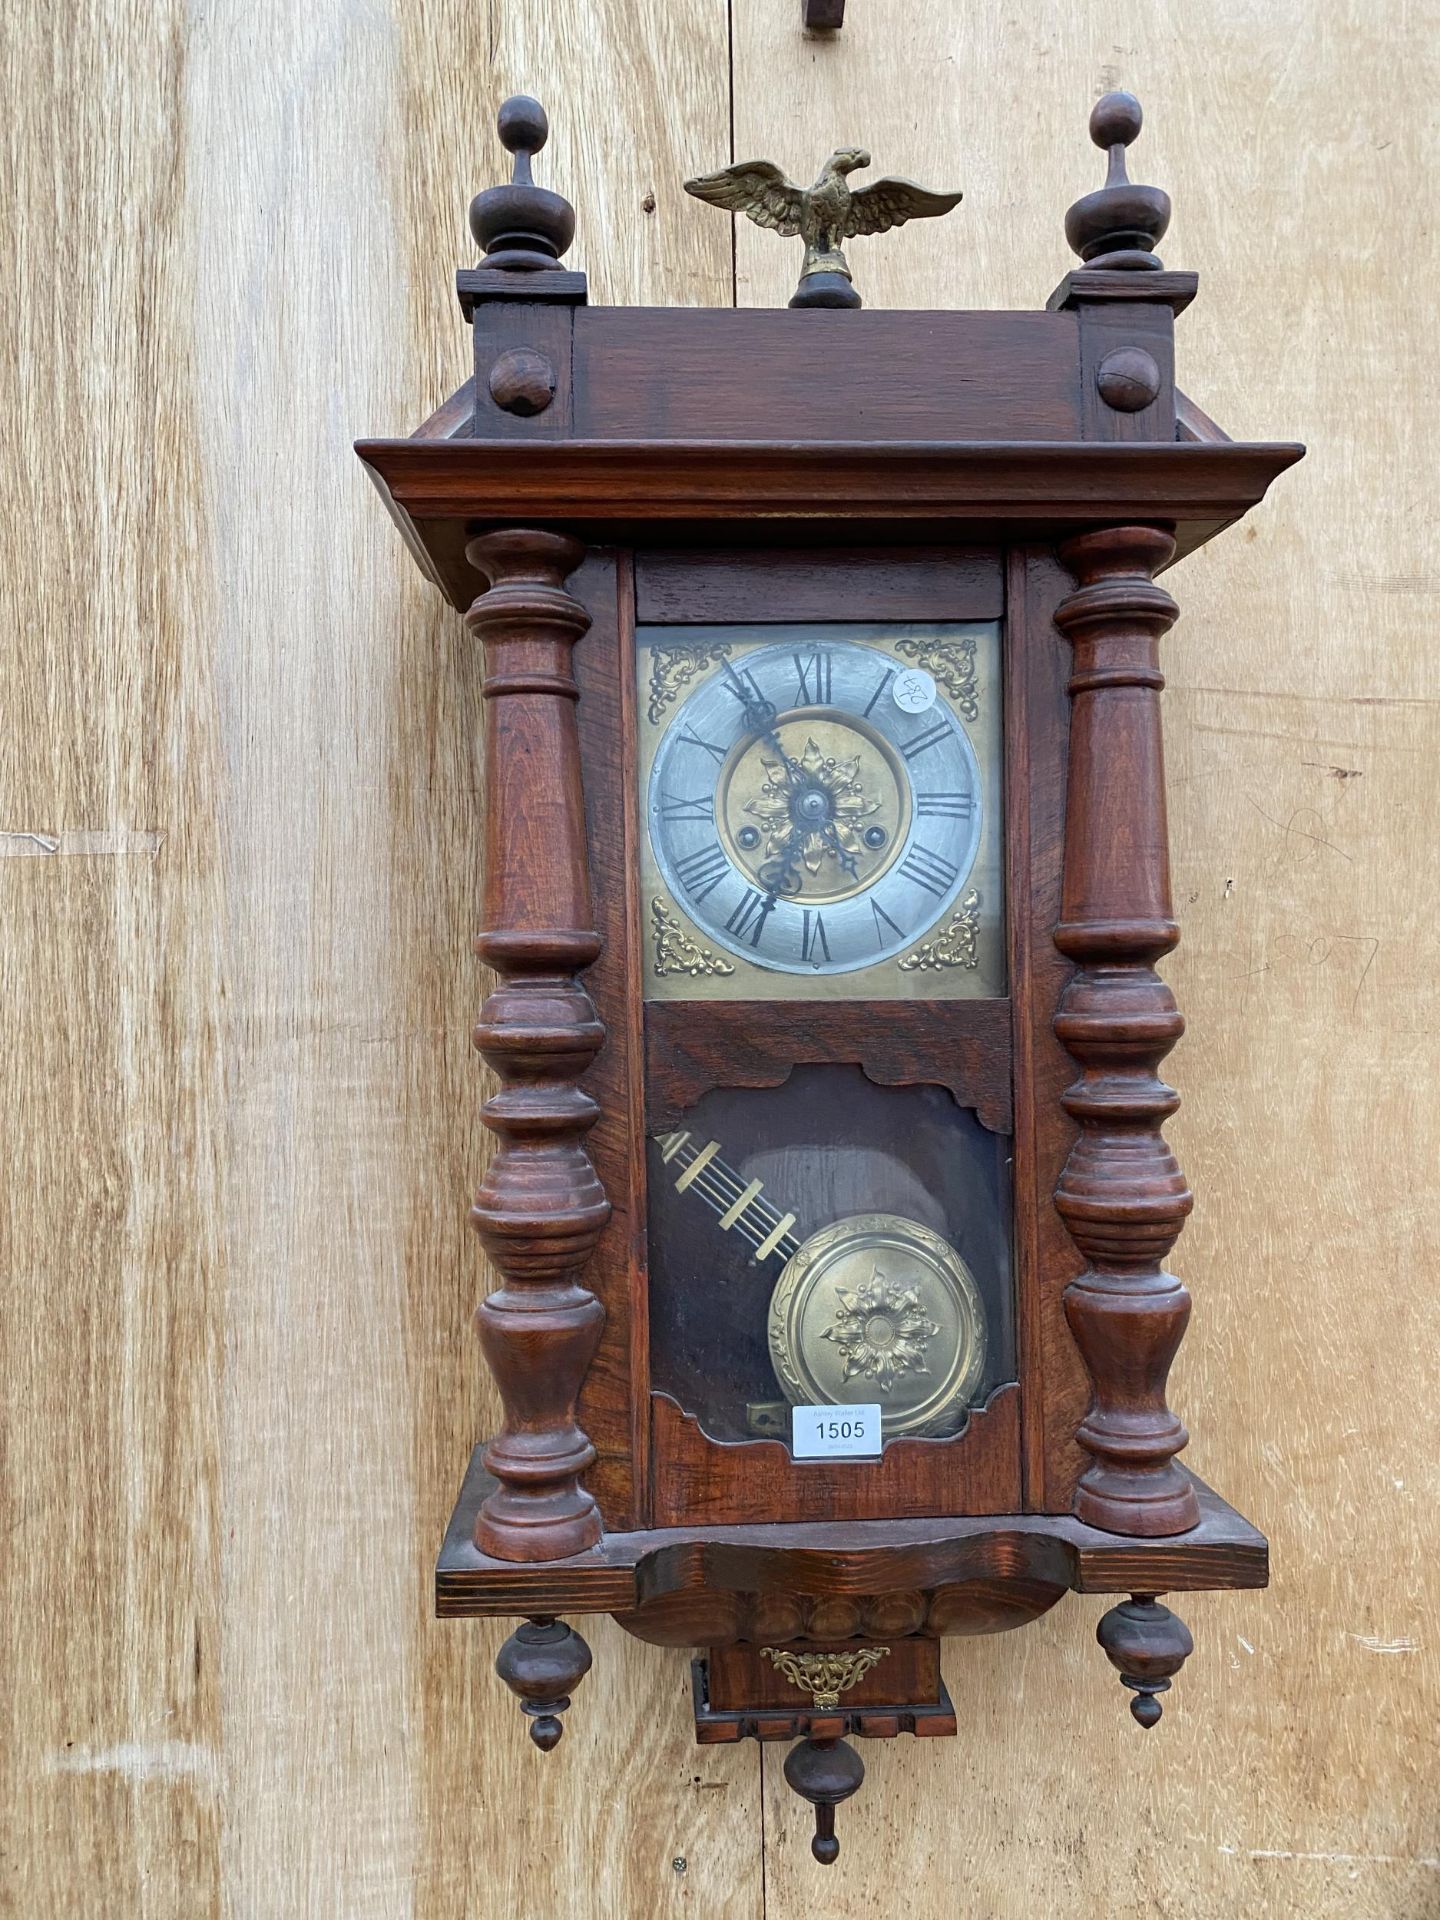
xmin=789 ymin=269 xmax=862 ymax=311
xmin=616 ymin=1560 xmax=1064 ymax=1649
xmin=438 ymin=1447 xmax=1266 ymax=1628
xmin=692 ymin=1657 xmax=957 ymax=1745
xmin=1097 ymin=1594 xmax=1193 ymax=1727
xmin=495 ymin=1616 xmax=594 ymax=1749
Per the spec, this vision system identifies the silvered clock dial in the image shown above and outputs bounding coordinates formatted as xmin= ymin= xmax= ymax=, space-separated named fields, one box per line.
xmin=638 ymin=622 xmax=1004 ymax=1000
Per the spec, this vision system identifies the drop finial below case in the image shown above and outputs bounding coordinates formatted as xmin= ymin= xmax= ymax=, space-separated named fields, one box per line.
xmin=784 ymin=1736 xmax=866 ymax=1865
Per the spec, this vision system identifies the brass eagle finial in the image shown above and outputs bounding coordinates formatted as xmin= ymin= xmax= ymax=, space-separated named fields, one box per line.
xmin=684 ymin=146 xmax=962 ymax=308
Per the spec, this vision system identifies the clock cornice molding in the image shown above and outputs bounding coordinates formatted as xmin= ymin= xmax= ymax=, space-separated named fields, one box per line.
xmin=357 ymin=437 xmax=1302 ymax=609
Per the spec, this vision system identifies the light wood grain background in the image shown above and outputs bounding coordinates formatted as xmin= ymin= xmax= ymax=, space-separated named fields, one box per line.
xmin=2 ymin=0 xmax=1434 ymax=1914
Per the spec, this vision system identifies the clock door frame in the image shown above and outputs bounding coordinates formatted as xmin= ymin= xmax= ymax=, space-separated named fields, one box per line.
xmin=571 ymin=539 xmax=1087 ymax=1531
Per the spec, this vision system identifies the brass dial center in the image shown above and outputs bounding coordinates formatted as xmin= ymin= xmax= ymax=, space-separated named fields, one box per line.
xmin=716 ymin=707 xmax=911 ymax=906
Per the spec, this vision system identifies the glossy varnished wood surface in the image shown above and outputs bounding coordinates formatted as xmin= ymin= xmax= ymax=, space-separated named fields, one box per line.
xmin=1005 ymin=549 xmax=1090 ymax=1507
xmin=8 ymin=4 xmax=1436 ymax=1919
xmin=360 ymin=440 xmax=1303 ymax=523
xmin=648 ymin=1386 xmax=1023 ymax=1528
xmin=572 ymin=307 xmax=1084 ymax=440
xmin=462 ymin=530 xmax=610 ymax=1561
xmin=356 ymin=436 xmax=1304 ymax=611
xmin=571 ymin=555 xmax=647 ymax=1526
xmin=436 ymin=1445 xmax=1267 ymax=1617
xmin=634 ymin=544 xmax=1004 ymax=623
xmin=1050 ymin=525 xmax=1199 ymax=1535
xmin=645 ymin=999 xmax=1014 ymax=1136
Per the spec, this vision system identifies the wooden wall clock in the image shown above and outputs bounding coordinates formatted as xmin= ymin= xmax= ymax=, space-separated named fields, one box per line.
xmin=357 ymin=88 xmax=1302 ymax=1865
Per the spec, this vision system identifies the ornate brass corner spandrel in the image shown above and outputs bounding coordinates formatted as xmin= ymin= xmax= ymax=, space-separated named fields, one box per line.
xmin=895 ymin=630 xmax=979 ymax=719
xmin=898 ymin=888 xmax=981 ymax=972
xmin=647 ymin=639 xmax=733 ymax=723
xmin=760 ymin=1645 xmax=891 ymax=1711
xmin=651 ymin=898 xmax=735 ymax=978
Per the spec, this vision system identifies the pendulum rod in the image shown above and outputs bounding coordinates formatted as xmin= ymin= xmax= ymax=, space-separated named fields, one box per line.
xmin=655 ymin=1131 xmax=802 ymax=1263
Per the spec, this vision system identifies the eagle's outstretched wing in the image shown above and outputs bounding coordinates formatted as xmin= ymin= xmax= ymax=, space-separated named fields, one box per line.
xmin=843 ymin=176 xmax=963 ymax=238
xmin=684 ymin=161 xmax=806 ymax=236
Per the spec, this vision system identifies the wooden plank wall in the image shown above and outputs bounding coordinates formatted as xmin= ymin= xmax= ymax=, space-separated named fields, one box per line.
xmin=2 ymin=1 xmax=1433 ymax=1915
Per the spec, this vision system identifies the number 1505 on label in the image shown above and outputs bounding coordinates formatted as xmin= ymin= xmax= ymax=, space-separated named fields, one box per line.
xmin=791 ymin=1403 xmax=883 ymax=1459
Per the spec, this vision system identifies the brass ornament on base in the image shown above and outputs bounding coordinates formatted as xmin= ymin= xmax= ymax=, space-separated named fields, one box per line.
xmin=761 ymin=1645 xmax=891 ymax=1711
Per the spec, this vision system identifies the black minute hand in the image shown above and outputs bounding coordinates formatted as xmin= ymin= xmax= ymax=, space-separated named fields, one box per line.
xmin=717 ymin=658 xmax=807 ymax=899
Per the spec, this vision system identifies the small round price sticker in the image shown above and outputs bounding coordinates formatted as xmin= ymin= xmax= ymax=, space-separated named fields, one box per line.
xmin=892 ymin=666 xmax=937 ymax=714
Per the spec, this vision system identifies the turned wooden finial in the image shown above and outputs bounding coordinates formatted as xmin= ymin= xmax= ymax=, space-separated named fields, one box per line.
xmin=783 ymin=1736 xmax=866 ymax=1866
xmin=469 ymin=94 xmax=577 ymax=271
xmin=1064 ymin=90 xmax=1170 ymax=271
xmin=496 ymin=1617 xmax=594 ymax=1750
xmin=1097 ymin=1596 xmax=1194 ymax=1727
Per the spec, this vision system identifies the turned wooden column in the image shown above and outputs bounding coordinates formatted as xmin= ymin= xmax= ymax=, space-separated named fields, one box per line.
xmin=1052 ymin=524 xmax=1199 ymax=1537
xmin=465 ymin=529 xmax=609 ymax=1561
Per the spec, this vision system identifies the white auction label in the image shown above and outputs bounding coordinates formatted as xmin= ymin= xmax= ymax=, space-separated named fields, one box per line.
xmin=791 ymin=1403 xmax=883 ymax=1460
xmin=892 ymin=666 xmax=937 ymax=714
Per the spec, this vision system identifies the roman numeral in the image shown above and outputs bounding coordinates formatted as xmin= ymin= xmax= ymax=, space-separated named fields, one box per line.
xmin=793 ymin=651 xmax=833 ymax=705
xmin=720 ymin=660 xmax=767 ymax=708
xmin=725 ymin=888 xmax=775 ymax=948
xmin=900 ymin=718 xmax=954 ymax=762
xmin=800 ymin=911 xmax=831 ymax=965
xmin=916 ymin=790 xmax=974 ymax=819
xmin=679 ymin=726 xmax=727 ymax=763
xmin=863 ymin=668 xmax=894 ymax=717
xmin=673 ymin=842 xmax=730 ymax=901
xmin=871 ymin=899 xmax=905 ymax=946
xmin=657 ymin=792 xmax=715 ymax=822
xmin=898 ymin=844 xmax=960 ymax=897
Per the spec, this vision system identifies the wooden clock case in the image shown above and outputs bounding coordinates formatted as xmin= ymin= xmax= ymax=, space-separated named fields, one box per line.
xmin=357 ymin=92 xmax=1300 ymax=1855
